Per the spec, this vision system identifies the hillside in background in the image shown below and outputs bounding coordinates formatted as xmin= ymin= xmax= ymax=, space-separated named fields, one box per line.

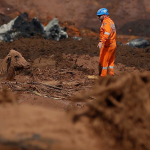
xmin=0 ymin=0 xmax=150 ymax=33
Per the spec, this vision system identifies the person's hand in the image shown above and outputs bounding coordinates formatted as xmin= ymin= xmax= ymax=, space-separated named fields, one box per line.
xmin=97 ymin=42 xmax=103 ymax=49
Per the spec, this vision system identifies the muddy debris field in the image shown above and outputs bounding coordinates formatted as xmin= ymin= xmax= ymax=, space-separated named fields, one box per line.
xmin=0 ymin=25 xmax=150 ymax=150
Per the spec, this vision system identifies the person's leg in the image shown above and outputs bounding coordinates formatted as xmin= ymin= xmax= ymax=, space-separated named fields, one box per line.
xmin=108 ymin=47 xmax=116 ymax=76
xmin=99 ymin=47 xmax=109 ymax=77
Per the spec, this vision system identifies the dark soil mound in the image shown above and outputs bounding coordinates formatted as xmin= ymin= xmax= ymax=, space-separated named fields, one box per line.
xmin=0 ymin=37 xmax=150 ymax=71
xmin=115 ymin=44 xmax=150 ymax=71
xmin=0 ymin=13 xmax=12 ymax=26
xmin=0 ymin=36 xmax=98 ymax=63
xmin=73 ymin=72 xmax=150 ymax=150
xmin=118 ymin=19 xmax=150 ymax=37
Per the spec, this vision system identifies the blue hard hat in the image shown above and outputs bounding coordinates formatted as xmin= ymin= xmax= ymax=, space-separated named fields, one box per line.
xmin=97 ymin=8 xmax=109 ymax=16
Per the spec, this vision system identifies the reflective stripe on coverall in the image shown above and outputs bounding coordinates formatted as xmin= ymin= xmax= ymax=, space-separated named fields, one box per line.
xmin=99 ymin=16 xmax=117 ymax=77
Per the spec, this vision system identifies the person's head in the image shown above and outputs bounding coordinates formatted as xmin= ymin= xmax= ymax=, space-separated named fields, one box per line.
xmin=97 ymin=8 xmax=109 ymax=22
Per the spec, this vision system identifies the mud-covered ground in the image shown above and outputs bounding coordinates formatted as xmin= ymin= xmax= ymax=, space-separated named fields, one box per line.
xmin=0 ymin=33 xmax=150 ymax=150
xmin=0 ymin=35 xmax=150 ymax=108
xmin=0 ymin=0 xmax=150 ymax=149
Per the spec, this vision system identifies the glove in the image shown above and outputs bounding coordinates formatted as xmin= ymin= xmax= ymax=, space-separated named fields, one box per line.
xmin=97 ymin=42 xmax=103 ymax=49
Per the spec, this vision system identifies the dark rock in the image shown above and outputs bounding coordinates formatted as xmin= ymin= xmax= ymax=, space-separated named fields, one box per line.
xmin=126 ymin=38 xmax=150 ymax=48
xmin=117 ymin=41 xmax=123 ymax=46
xmin=0 ymin=13 xmax=68 ymax=42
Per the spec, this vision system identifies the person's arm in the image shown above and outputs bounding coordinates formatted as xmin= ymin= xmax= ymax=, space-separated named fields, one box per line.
xmin=100 ymin=22 xmax=111 ymax=44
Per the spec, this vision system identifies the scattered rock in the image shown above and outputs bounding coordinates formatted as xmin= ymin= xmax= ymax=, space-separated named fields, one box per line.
xmin=0 ymin=13 xmax=68 ymax=42
xmin=126 ymin=38 xmax=150 ymax=48
xmin=73 ymin=36 xmax=82 ymax=41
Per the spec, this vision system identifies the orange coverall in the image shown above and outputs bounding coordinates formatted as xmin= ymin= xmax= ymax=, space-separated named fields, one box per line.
xmin=99 ymin=16 xmax=116 ymax=77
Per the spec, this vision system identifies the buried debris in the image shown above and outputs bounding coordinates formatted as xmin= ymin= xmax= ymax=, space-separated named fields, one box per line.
xmin=73 ymin=72 xmax=150 ymax=150
xmin=0 ymin=12 xmax=68 ymax=42
xmin=126 ymin=38 xmax=150 ymax=48
xmin=72 ymin=36 xmax=82 ymax=41
xmin=0 ymin=49 xmax=30 ymax=81
xmin=44 ymin=18 xmax=68 ymax=41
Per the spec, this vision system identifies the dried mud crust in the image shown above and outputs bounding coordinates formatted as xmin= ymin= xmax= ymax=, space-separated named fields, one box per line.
xmin=72 ymin=72 xmax=150 ymax=150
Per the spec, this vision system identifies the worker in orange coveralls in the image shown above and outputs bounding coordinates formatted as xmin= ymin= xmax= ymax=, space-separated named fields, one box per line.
xmin=97 ymin=8 xmax=117 ymax=77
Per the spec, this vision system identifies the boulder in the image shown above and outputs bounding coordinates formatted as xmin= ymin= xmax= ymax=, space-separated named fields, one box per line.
xmin=44 ymin=18 xmax=68 ymax=41
xmin=126 ymin=38 xmax=150 ymax=48
xmin=0 ymin=13 xmax=68 ymax=42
